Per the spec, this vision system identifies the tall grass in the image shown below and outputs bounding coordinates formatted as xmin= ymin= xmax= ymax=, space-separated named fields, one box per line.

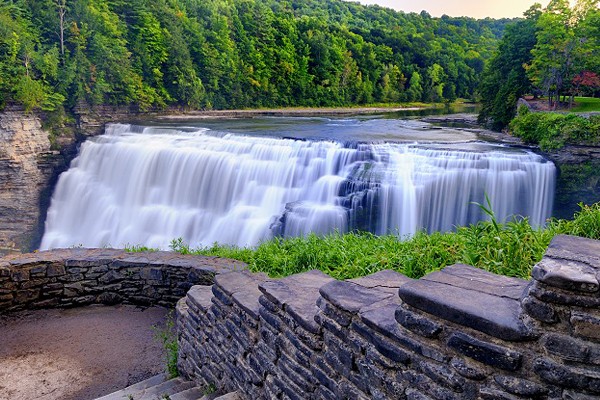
xmin=145 ymin=203 xmax=600 ymax=280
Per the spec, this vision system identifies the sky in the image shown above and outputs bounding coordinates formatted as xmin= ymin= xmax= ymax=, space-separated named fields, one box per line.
xmin=354 ymin=0 xmax=548 ymax=19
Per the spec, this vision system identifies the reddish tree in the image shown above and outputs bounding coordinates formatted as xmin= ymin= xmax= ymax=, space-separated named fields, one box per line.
xmin=572 ymin=71 xmax=600 ymax=96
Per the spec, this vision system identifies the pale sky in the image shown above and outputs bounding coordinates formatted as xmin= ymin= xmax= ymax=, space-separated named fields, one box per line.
xmin=355 ymin=0 xmax=549 ymax=19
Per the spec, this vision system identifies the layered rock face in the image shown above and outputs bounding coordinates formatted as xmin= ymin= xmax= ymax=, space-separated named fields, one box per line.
xmin=0 ymin=105 xmax=140 ymax=254
xmin=0 ymin=110 xmax=59 ymax=254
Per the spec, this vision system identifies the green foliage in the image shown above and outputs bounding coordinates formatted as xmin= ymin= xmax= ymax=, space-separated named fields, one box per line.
xmin=479 ymin=0 xmax=600 ymax=130
xmin=14 ymin=75 xmax=46 ymax=112
xmin=124 ymin=244 xmax=160 ymax=252
xmin=1 ymin=0 xmax=512 ymax=111
xmin=126 ymin=202 xmax=592 ymax=281
xmin=153 ymin=311 xmax=178 ymax=378
xmin=203 ymin=383 xmax=217 ymax=395
xmin=478 ymin=6 xmax=540 ymax=130
xmin=526 ymin=0 xmax=576 ymax=108
xmin=556 ymin=202 xmax=600 ymax=239
xmin=552 ymin=161 xmax=600 ymax=220
xmin=509 ymin=107 xmax=600 ymax=149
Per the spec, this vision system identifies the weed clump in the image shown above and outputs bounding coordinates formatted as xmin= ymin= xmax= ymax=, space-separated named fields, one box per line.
xmin=153 ymin=312 xmax=178 ymax=378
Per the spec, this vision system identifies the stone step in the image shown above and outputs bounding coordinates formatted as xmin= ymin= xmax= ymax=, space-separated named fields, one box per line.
xmin=94 ymin=375 xmax=203 ymax=400
xmin=213 ymin=392 xmax=242 ymax=400
xmin=169 ymin=386 xmax=210 ymax=400
xmin=130 ymin=377 xmax=196 ymax=399
xmin=95 ymin=374 xmax=168 ymax=400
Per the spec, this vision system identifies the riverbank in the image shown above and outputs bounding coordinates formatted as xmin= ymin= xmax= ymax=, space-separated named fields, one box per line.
xmin=425 ymin=113 xmax=600 ymax=163
xmin=156 ymin=105 xmax=425 ymax=120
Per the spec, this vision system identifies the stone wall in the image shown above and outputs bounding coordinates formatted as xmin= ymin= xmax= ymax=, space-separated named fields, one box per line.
xmin=0 ymin=248 xmax=245 ymax=311
xmin=2 ymin=235 xmax=600 ymax=398
xmin=177 ymin=234 xmax=600 ymax=399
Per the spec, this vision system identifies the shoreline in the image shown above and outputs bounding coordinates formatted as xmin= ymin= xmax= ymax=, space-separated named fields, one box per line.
xmin=155 ymin=106 xmax=425 ymax=120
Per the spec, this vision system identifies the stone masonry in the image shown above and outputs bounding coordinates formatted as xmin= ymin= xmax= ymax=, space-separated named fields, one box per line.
xmin=0 ymin=248 xmax=245 ymax=311
xmin=177 ymin=235 xmax=600 ymax=399
xmin=2 ymin=235 xmax=600 ymax=398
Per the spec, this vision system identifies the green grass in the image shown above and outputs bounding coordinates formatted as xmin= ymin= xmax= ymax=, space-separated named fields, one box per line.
xmin=571 ymin=97 xmax=600 ymax=112
xmin=154 ymin=202 xmax=600 ymax=281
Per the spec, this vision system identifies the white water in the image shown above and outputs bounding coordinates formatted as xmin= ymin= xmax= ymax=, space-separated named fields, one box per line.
xmin=40 ymin=123 xmax=556 ymax=250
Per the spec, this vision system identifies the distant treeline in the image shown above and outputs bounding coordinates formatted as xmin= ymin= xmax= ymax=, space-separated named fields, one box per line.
xmin=0 ymin=0 xmax=511 ymax=111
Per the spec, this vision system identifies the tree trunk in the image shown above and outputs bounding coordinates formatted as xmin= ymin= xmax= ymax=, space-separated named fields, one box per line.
xmin=58 ymin=0 xmax=66 ymax=57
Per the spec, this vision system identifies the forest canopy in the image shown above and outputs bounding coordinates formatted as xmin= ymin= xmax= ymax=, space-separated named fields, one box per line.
xmin=0 ymin=0 xmax=511 ymax=111
xmin=479 ymin=0 xmax=600 ymax=130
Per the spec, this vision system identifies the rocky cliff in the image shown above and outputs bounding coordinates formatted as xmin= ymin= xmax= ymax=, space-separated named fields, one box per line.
xmin=0 ymin=105 xmax=167 ymax=254
xmin=0 ymin=109 xmax=78 ymax=254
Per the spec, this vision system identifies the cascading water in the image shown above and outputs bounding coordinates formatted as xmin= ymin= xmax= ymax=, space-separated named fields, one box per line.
xmin=40 ymin=123 xmax=555 ymax=250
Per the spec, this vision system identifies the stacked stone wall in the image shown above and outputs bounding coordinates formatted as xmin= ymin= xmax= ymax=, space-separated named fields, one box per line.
xmin=2 ymin=236 xmax=600 ymax=398
xmin=177 ymin=235 xmax=600 ymax=399
xmin=0 ymin=248 xmax=245 ymax=311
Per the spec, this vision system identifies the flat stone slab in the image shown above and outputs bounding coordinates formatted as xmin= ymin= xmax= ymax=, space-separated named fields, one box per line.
xmin=1 ymin=248 xmax=246 ymax=273
xmin=398 ymin=264 xmax=534 ymax=341
xmin=348 ymin=269 xmax=412 ymax=295
xmin=533 ymin=258 xmax=599 ymax=293
xmin=215 ymin=271 xmax=268 ymax=319
xmin=259 ymin=270 xmax=335 ymax=334
xmin=320 ymin=270 xmax=410 ymax=314
xmin=359 ymin=297 xmax=403 ymax=337
xmin=186 ymin=285 xmax=214 ymax=311
xmin=421 ymin=264 xmax=527 ymax=300
xmin=545 ymin=234 xmax=600 ymax=270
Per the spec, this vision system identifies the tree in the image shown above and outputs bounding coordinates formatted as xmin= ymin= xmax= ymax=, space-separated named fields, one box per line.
xmin=478 ymin=5 xmax=540 ymax=130
xmin=526 ymin=0 xmax=600 ymax=108
xmin=56 ymin=0 xmax=67 ymax=57
xmin=2 ymin=0 xmax=515 ymax=111
xmin=14 ymin=75 xmax=46 ymax=112
xmin=574 ymin=0 xmax=600 ymax=83
xmin=425 ymin=63 xmax=446 ymax=102
xmin=379 ymin=63 xmax=406 ymax=102
xmin=526 ymin=0 xmax=576 ymax=108
xmin=405 ymin=71 xmax=423 ymax=102
xmin=572 ymin=71 xmax=600 ymax=96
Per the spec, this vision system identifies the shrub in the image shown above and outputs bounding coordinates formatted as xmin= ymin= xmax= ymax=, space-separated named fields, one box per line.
xmin=509 ymin=109 xmax=600 ymax=150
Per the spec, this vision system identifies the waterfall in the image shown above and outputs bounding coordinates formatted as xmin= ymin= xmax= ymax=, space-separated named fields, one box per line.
xmin=40 ymin=123 xmax=555 ymax=250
